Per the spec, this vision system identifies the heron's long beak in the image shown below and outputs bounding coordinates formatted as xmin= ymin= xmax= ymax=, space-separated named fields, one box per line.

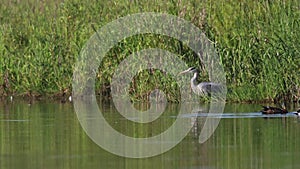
xmin=178 ymin=69 xmax=190 ymax=75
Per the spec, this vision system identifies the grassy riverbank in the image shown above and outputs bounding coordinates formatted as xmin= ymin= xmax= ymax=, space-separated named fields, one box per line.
xmin=0 ymin=0 xmax=299 ymax=103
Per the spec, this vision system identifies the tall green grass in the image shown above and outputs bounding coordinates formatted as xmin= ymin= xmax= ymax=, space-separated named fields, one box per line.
xmin=208 ymin=0 xmax=300 ymax=102
xmin=0 ymin=0 xmax=299 ymax=102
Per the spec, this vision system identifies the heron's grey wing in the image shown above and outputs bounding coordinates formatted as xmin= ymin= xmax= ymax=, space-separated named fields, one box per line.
xmin=199 ymin=82 xmax=224 ymax=94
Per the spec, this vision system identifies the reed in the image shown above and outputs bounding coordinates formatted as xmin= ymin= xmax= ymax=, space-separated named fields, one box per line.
xmin=0 ymin=0 xmax=299 ymax=103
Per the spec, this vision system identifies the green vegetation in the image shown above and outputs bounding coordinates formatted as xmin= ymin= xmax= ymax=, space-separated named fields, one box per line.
xmin=0 ymin=0 xmax=299 ymax=103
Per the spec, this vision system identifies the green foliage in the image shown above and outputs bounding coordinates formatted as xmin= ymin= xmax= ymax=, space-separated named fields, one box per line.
xmin=0 ymin=0 xmax=299 ymax=102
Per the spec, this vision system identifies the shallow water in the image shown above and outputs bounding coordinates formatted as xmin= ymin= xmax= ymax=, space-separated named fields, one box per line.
xmin=0 ymin=99 xmax=300 ymax=169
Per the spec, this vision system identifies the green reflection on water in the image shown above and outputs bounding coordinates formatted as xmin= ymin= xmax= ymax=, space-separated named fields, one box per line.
xmin=0 ymin=100 xmax=300 ymax=169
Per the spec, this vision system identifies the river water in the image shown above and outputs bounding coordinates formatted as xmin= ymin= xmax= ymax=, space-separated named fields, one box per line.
xmin=0 ymin=99 xmax=300 ymax=169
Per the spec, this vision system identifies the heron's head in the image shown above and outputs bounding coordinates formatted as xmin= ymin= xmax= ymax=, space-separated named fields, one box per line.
xmin=178 ymin=67 xmax=198 ymax=75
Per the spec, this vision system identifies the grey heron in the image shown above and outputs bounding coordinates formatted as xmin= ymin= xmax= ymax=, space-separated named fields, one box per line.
xmin=179 ymin=67 xmax=224 ymax=96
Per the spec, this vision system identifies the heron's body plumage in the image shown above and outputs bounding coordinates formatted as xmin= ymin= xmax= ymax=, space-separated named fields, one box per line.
xmin=179 ymin=67 xmax=224 ymax=96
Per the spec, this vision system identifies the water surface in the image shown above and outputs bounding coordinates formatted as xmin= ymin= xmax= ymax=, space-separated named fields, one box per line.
xmin=0 ymin=99 xmax=300 ymax=169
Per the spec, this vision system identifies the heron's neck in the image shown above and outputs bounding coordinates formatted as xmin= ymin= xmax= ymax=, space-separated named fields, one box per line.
xmin=191 ymin=72 xmax=198 ymax=86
